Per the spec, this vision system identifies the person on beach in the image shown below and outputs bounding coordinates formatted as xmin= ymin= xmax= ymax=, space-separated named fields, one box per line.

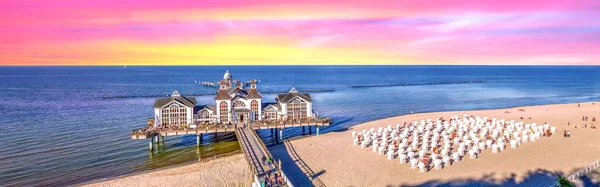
xmin=262 ymin=156 xmax=266 ymax=165
xmin=578 ymin=103 xmax=580 ymax=107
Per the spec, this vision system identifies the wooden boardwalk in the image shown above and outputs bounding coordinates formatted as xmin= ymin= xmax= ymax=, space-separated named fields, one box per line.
xmin=235 ymin=127 xmax=282 ymax=186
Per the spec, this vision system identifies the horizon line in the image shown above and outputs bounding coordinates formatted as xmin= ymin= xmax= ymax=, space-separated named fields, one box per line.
xmin=1 ymin=64 xmax=599 ymax=67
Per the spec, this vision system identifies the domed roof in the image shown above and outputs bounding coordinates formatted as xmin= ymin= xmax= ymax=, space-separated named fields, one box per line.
xmin=223 ymin=70 xmax=232 ymax=80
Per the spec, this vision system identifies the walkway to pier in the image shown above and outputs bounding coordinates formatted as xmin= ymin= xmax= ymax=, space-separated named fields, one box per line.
xmin=236 ymin=126 xmax=292 ymax=187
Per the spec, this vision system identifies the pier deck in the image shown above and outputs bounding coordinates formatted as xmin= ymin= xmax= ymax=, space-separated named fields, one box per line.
xmin=131 ymin=121 xmax=331 ymax=139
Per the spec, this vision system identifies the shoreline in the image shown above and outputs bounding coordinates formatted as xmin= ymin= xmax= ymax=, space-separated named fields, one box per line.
xmin=77 ymin=150 xmax=244 ymax=187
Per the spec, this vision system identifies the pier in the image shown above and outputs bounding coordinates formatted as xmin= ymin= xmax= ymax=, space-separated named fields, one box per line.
xmin=132 ymin=118 xmax=331 ymax=186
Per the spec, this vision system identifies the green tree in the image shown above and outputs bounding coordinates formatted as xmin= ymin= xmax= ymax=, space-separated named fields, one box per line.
xmin=556 ymin=172 xmax=575 ymax=187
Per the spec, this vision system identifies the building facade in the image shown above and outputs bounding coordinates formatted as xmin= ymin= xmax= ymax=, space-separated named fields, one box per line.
xmin=153 ymin=91 xmax=196 ymax=127
xmin=154 ymin=70 xmax=316 ymax=126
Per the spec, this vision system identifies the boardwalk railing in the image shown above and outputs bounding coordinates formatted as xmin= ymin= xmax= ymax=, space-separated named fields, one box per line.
xmin=235 ymin=130 xmax=257 ymax=176
xmin=250 ymin=129 xmax=294 ymax=187
xmin=567 ymin=159 xmax=600 ymax=182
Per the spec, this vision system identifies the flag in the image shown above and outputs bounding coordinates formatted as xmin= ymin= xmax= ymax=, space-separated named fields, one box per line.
xmin=232 ymin=110 xmax=237 ymax=122
xmin=155 ymin=114 xmax=161 ymax=127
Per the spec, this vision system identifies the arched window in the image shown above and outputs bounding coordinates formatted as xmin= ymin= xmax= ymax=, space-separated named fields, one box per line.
xmin=251 ymin=100 xmax=259 ymax=120
xmin=233 ymin=101 xmax=246 ymax=108
xmin=287 ymin=98 xmax=307 ymax=119
xmin=161 ymin=103 xmax=187 ymax=125
xmin=201 ymin=110 xmax=210 ymax=120
xmin=264 ymin=107 xmax=276 ymax=119
xmin=219 ymin=101 xmax=228 ymax=122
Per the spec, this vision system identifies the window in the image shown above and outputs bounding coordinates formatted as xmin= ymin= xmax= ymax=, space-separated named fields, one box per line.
xmin=219 ymin=101 xmax=228 ymax=122
xmin=161 ymin=103 xmax=187 ymax=125
xmin=201 ymin=110 xmax=210 ymax=121
xmin=286 ymin=98 xmax=307 ymax=119
xmin=251 ymin=100 xmax=259 ymax=120
xmin=233 ymin=101 xmax=246 ymax=108
xmin=264 ymin=107 xmax=276 ymax=119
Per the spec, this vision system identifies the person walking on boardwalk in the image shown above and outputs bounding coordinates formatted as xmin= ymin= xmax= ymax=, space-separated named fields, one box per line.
xmin=262 ymin=156 xmax=266 ymax=165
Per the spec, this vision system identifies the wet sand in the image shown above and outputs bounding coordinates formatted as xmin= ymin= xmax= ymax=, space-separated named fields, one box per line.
xmin=270 ymin=102 xmax=600 ymax=187
xmin=80 ymin=153 xmax=251 ymax=187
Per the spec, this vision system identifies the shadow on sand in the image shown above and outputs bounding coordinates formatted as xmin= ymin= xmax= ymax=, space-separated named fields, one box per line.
xmin=395 ymin=166 xmax=600 ymax=187
xmin=269 ymin=140 xmax=327 ymax=187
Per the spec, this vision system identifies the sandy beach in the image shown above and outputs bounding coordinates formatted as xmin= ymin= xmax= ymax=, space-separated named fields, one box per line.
xmin=270 ymin=102 xmax=600 ymax=187
xmin=81 ymin=153 xmax=252 ymax=187
xmin=83 ymin=102 xmax=599 ymax=187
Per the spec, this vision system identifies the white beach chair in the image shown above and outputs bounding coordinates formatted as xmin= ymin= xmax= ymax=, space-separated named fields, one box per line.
xmin=529 ymin=134 xmax=536 ymax=142
xmin=452 ymin=152 xmax=460 ymax=162
xmin=492 ymin=144 xmax=499 ymax=153
xmin=419 ymin=162 xmax=427 ymax=173
xmin=499 ymin=142 xmax=505 ymax=150
xmin=387 ymin=149 xmax=394 ymax=160
xmin=457 ymin=148 xmax=464 ymax=156
xmin=410 ymin=159 xmax=419 ymax=169
xmin=408 ymin=151 xmax=415 ymax=159
xmin=352 ymin=131 xmax=357 ymax=138
xmin=510 ymin=140 xmax=518 ymax=148
xmin=378 ymin=146 xmax=385 ymax=156
xmin=354 ymin=138 xmax=359 ymax=146
xmin=486 ymin=140 xmax=493 ymax=148
xmin=434 ymin=159 xmax=443 ymax=170
xmin=399 ymin=153 xmax=408 ymax=164
xmin=472 ymin=146 xmax=480 ymax=154
xmin=441 ymin=149 xmax=449 ymax=157
xmin=373 ymin=143 xmax=378 ymax=152
xmin=443 ymin=156 xmax=451 ymax=166
xmin=469 ymin=150 xmax=477 ymax=159
xmin=479 ymin=142 xmax=486 ymax=151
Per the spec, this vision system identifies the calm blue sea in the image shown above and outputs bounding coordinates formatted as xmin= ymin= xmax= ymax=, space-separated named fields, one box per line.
xmin=0 ymin=66 xmax=599 ymax=186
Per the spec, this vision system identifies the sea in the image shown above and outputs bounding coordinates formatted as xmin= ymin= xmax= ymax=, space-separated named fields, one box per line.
xmin=0 ymin=66 xmax=598 ymax=186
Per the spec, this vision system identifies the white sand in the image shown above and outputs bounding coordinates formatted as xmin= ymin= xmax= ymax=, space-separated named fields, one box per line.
xmin=81 ymin=153 xmax=252 ymax=187
xmin=270 ymin=102 xmax=600 ymax=187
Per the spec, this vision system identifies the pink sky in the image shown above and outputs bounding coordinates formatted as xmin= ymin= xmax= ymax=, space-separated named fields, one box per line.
xmin=1 ymin=0 xmax=599 ymax=65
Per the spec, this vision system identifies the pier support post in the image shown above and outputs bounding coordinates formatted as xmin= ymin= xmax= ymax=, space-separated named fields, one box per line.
xmin=302 ymin=126 xmax=305 ymax=135
xmin=279 ymin=128 xmax=283 ymax=141
xmin=149 ymin=141 xmax=153 ymax=151
xmin=154 ymin=135 xmax=159 ymax=144
xmin=309 ymin=126 xmax=312 ymax=135
xmin=197 ymin=135 xmax=200 ymax=147
xmin=317 ymin=126 xmax=320 ymax=136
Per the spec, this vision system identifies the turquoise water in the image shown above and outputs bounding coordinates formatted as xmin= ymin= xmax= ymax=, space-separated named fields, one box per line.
xmin=0 ymin=66 xmax=598 ymax=186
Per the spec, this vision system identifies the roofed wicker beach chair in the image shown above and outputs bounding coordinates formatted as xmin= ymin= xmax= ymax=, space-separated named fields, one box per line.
xmin=452 ymin=152 xmax=461 ymax=162
xmin=410 ymin=159 xmax=419 ymax=169
xmin=399 ymin=153 xmax=408 ymax=164
xmin=419 ymin=162 xmax=427 ymax=173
